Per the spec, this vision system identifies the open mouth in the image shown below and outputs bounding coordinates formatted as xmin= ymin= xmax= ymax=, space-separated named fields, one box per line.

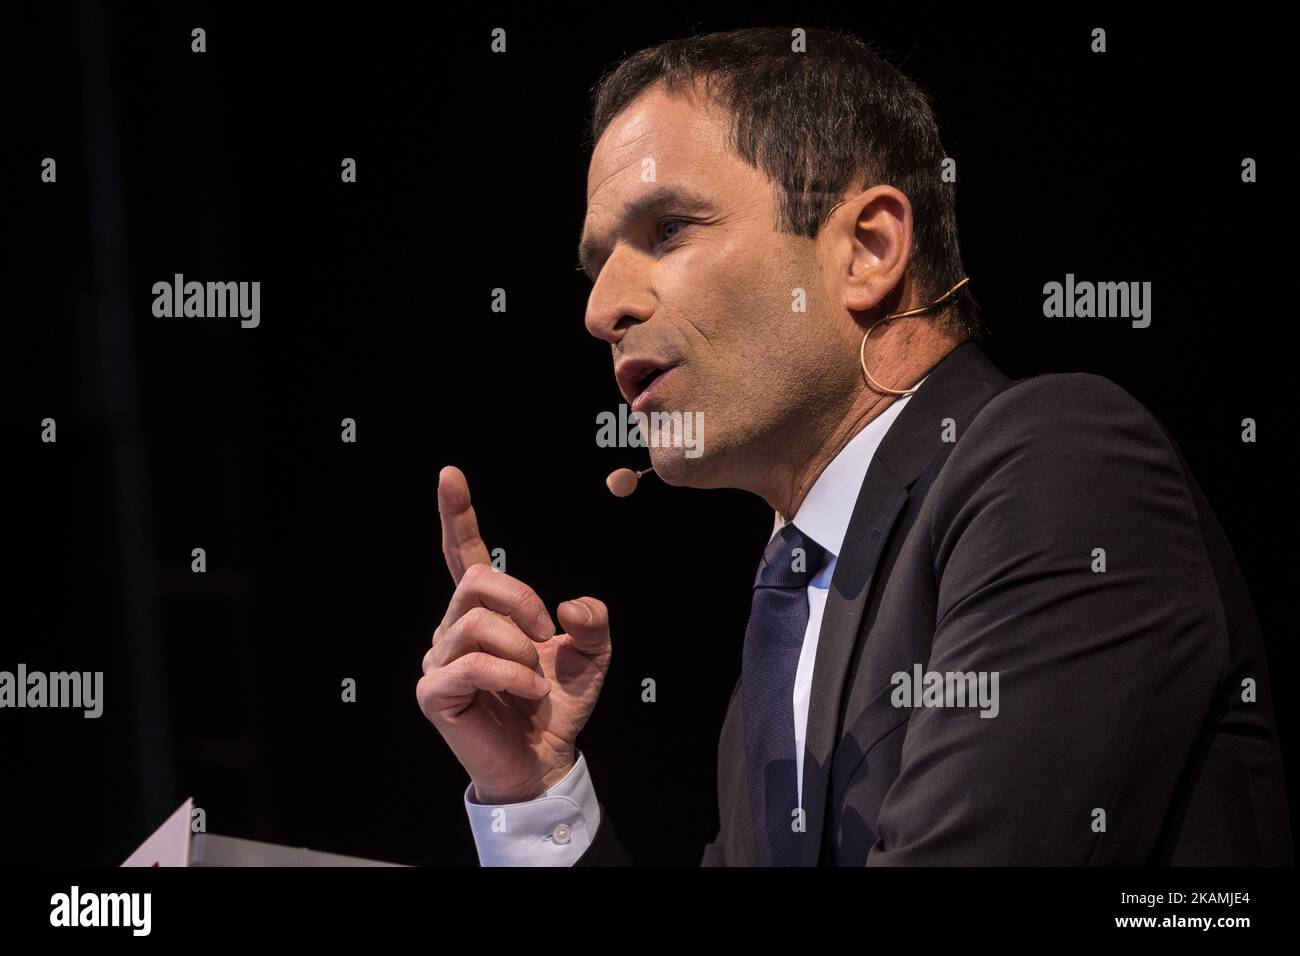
xmin=616 ymin=356 xmax=681 ymax=410
xmin=630 ymin=364 xmax=678 ymax=412
xmin=637 ymin=366 xmax=668 ymax=392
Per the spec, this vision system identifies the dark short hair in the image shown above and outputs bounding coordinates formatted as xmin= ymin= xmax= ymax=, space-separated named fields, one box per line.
xmin=589 ymin=26 xmax=983 ymax=343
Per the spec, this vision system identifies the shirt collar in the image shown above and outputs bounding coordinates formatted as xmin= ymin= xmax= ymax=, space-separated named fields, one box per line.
xmin=773 ymin=374 xmax=929 ymax=558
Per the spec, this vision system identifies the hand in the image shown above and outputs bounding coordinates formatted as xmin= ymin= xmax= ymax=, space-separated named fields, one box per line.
xmin=416 ymin=466 xmax=612 ymax=804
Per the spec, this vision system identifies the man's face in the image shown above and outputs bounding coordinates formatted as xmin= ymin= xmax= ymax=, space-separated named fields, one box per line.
xmin=580 ymin=83 xmax=860 ymax=489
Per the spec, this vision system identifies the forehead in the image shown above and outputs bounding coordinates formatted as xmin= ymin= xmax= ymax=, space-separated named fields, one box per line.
xmin=585 ymin=84 xmax=732 ymax=203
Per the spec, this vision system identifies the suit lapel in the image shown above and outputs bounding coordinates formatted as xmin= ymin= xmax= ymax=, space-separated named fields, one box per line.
xmin=797 ymin=341 xmax=1013 ymax=865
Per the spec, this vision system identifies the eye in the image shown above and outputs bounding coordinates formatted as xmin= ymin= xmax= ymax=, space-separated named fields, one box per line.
xmin=655 ymin=217 xmax=692 ymax=248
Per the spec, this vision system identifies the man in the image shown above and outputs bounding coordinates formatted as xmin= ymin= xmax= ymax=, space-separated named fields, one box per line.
xmin=416 ymin=27 xmax=1291 ymax=865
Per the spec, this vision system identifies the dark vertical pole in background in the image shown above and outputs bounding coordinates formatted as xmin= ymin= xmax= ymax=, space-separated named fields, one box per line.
xmin=74 ymin=0 xmax=175 ymax=833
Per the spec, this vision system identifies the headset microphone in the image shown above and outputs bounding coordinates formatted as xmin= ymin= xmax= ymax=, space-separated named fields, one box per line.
xmin=606 ymin=467 xmax=655 ymax=497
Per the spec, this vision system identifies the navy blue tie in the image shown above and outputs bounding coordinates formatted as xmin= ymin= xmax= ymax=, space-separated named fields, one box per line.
xmin=742 ymin=521 xmax=827 ymax=866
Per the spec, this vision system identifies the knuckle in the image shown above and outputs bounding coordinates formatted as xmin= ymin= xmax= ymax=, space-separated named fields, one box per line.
xmin=415 ymin=675 xmax=437 ymax=711
xmin=461 ymin=605 xmax=500 ymax=633
xmin=461 ymin=562 xmax=492 ymax=587
xmin=460 ymin=651 xmax=488 ymax=679
xmin=508 ymin=579 xmax=537 ymax=610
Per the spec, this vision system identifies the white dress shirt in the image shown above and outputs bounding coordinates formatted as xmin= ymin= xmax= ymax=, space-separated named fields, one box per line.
xmin=463 ymin=377 xmax=927 ymax=865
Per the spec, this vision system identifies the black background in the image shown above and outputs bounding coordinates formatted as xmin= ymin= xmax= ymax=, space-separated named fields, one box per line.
xmin=4 ymin=3 xmax=1293 ymax=866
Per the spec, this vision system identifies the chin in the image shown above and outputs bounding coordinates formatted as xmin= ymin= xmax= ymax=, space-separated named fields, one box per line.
xmin=647 ymin=445 xmax=709 ymax=487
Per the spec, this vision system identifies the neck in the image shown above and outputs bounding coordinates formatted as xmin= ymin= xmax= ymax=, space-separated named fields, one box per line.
xmin=764 ymin=389 xmax=891 ymax=522
xmin=760 ymin=324 xmax=957 ymax=520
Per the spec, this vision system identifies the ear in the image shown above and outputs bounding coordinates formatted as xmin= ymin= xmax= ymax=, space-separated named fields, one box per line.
xmin=823 ymin=185 xmax=913 ymax=314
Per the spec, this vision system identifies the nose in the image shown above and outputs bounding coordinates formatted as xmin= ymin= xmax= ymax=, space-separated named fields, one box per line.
xmin=583 ymin=249 xmax=655 ymax=346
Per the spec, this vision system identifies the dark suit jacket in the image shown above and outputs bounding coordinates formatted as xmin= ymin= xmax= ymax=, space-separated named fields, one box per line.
xmin=576 ymin=341 xmax=1292 ymax=865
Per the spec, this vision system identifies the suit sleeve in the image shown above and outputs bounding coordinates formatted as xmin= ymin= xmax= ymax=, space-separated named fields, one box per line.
xmin=573 ymin=799 xmax=635 ymax=865
xmin=573 ymin=803 xmax=726 ymax=865
xmin=578 ymin=672 xmax=743 ymax=866
xmin=866 ymin=373 xmax=1227 ymax=865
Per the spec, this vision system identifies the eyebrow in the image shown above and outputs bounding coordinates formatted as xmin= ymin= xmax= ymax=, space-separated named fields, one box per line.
xmin=577 ymin=185 xmax=717 ymax=282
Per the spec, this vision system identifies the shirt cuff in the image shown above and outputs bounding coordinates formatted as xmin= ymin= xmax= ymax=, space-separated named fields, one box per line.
xmin=463 ymin=750 xmax=600 ymax=866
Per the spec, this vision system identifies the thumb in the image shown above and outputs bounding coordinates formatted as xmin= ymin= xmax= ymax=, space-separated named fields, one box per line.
xmin=556 ymin=597 xmax=610 ymax=655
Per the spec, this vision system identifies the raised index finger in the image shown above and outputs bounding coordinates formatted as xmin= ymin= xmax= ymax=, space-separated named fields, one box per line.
xmin=437 ymin=465 xmax=492 ymax=584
